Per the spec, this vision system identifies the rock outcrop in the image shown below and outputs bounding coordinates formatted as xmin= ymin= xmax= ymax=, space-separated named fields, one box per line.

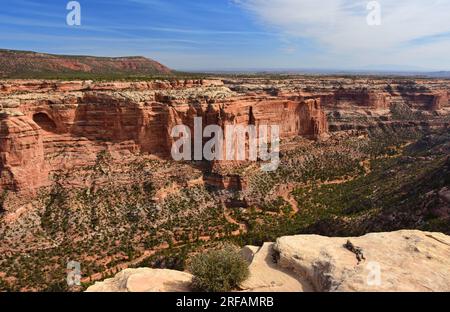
xmin=1 ymin=77 xmax=448 ymax=195
xmin=225 ymin=77 xmax=450 ymax=133
xmin=87 ymin=230 xmax=450 ymax=292
xmin=86 ymin=268 xmax=193 ymax=292
xmin=0 ymin=79 xmax=328 ymax=193
xmin=0 ymin=114 xmax=48 ymax=192
xmin=240 ymin=242 xmax=313 ymax=292
xmin=258 ymin=230 xmax=450 ymax=292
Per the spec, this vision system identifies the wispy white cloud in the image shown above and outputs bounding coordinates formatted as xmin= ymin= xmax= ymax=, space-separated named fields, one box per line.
xmin=106 ymin=25 xmax=274 ymax=36
xmin=235 ymin=0 xmax=450 ymax=69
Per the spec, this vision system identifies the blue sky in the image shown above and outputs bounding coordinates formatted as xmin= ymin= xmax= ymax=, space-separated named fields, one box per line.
xmin=1 ymin=0 xmax=450 ymax=71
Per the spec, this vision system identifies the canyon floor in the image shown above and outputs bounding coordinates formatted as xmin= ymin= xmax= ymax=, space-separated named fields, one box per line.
xmin=0 ymin=76 xmax=449 ymax=291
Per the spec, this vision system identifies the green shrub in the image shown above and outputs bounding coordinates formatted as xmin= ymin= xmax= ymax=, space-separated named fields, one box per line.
xmin=188 ymin=245 xmax=249 ymax=292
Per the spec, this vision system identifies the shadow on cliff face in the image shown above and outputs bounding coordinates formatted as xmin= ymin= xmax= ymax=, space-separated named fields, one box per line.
xmin=0 ymin=190 xmax=7 ymax=214
xmin=32 ymin=112 xmax=57 ymax=133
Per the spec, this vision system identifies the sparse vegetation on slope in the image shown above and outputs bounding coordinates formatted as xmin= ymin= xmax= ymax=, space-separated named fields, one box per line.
xmin=0 ymin=49 xmax=172 ymax=79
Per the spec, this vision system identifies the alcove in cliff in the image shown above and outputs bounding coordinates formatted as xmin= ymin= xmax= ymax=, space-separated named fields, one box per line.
xmin=33 ymin=112 xmax=57 ymax=133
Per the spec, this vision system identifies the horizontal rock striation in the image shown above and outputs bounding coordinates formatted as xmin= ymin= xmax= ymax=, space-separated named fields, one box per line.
xmin=225 ymin=77 xmax=450 ymax=133
xmin=0 ymin=79 xmax=328 ymax=193
xmin=0 ymin=115 xmax=48 ymax=192
xmin=1 ymin=77 xmax=449 ymax=194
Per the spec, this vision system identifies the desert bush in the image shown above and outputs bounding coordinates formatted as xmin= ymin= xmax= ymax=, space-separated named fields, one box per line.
xmin=188 ymin=244 xmax=249 ymax=292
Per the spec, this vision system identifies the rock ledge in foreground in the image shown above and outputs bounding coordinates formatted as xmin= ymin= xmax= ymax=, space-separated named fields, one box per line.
xmin=86 ymin=230 xmax=450 ymax=292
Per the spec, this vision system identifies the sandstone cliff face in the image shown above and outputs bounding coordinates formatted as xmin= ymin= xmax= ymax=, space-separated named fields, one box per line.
xmin=319 ymin=89 xmax=391 ymax=110
xmin=0 ymin=113 xmax=48 ymax=192
xmin=0 ymin=79 xmax=328 ymax=193
xmin=225 ymin=78 xmax=450 ymax=133
xmin=226 ymin=77 xmax=450 ymax=111
xmin=1 ymin=77 xmax=449 ymax=194
xmin=319 ymin=89 xmax=448 ymax=111
xmin=86 ymin=230 xmax=450 ymax=292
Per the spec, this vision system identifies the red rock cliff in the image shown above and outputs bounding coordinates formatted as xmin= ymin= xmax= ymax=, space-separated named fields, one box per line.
xmin=0 ymin=79 xmax=328 ymax=193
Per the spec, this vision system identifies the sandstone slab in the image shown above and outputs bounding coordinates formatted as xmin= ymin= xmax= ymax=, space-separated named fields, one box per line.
xmin=86 ymin=268 xmax=193 ymax=292
xmin=274 ymin=230 xmax=450 ymax=292
xmin=240 ymin=243 xmax=314 ymax=292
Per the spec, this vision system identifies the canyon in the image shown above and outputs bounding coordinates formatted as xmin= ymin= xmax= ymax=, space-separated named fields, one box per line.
xmin=1 ymin=77 xmax=448 ymax=196
xmin=0 ymin=79 xmax=328 ymax=195
xmin=0 ymin=76 xmax=449 ymax=291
